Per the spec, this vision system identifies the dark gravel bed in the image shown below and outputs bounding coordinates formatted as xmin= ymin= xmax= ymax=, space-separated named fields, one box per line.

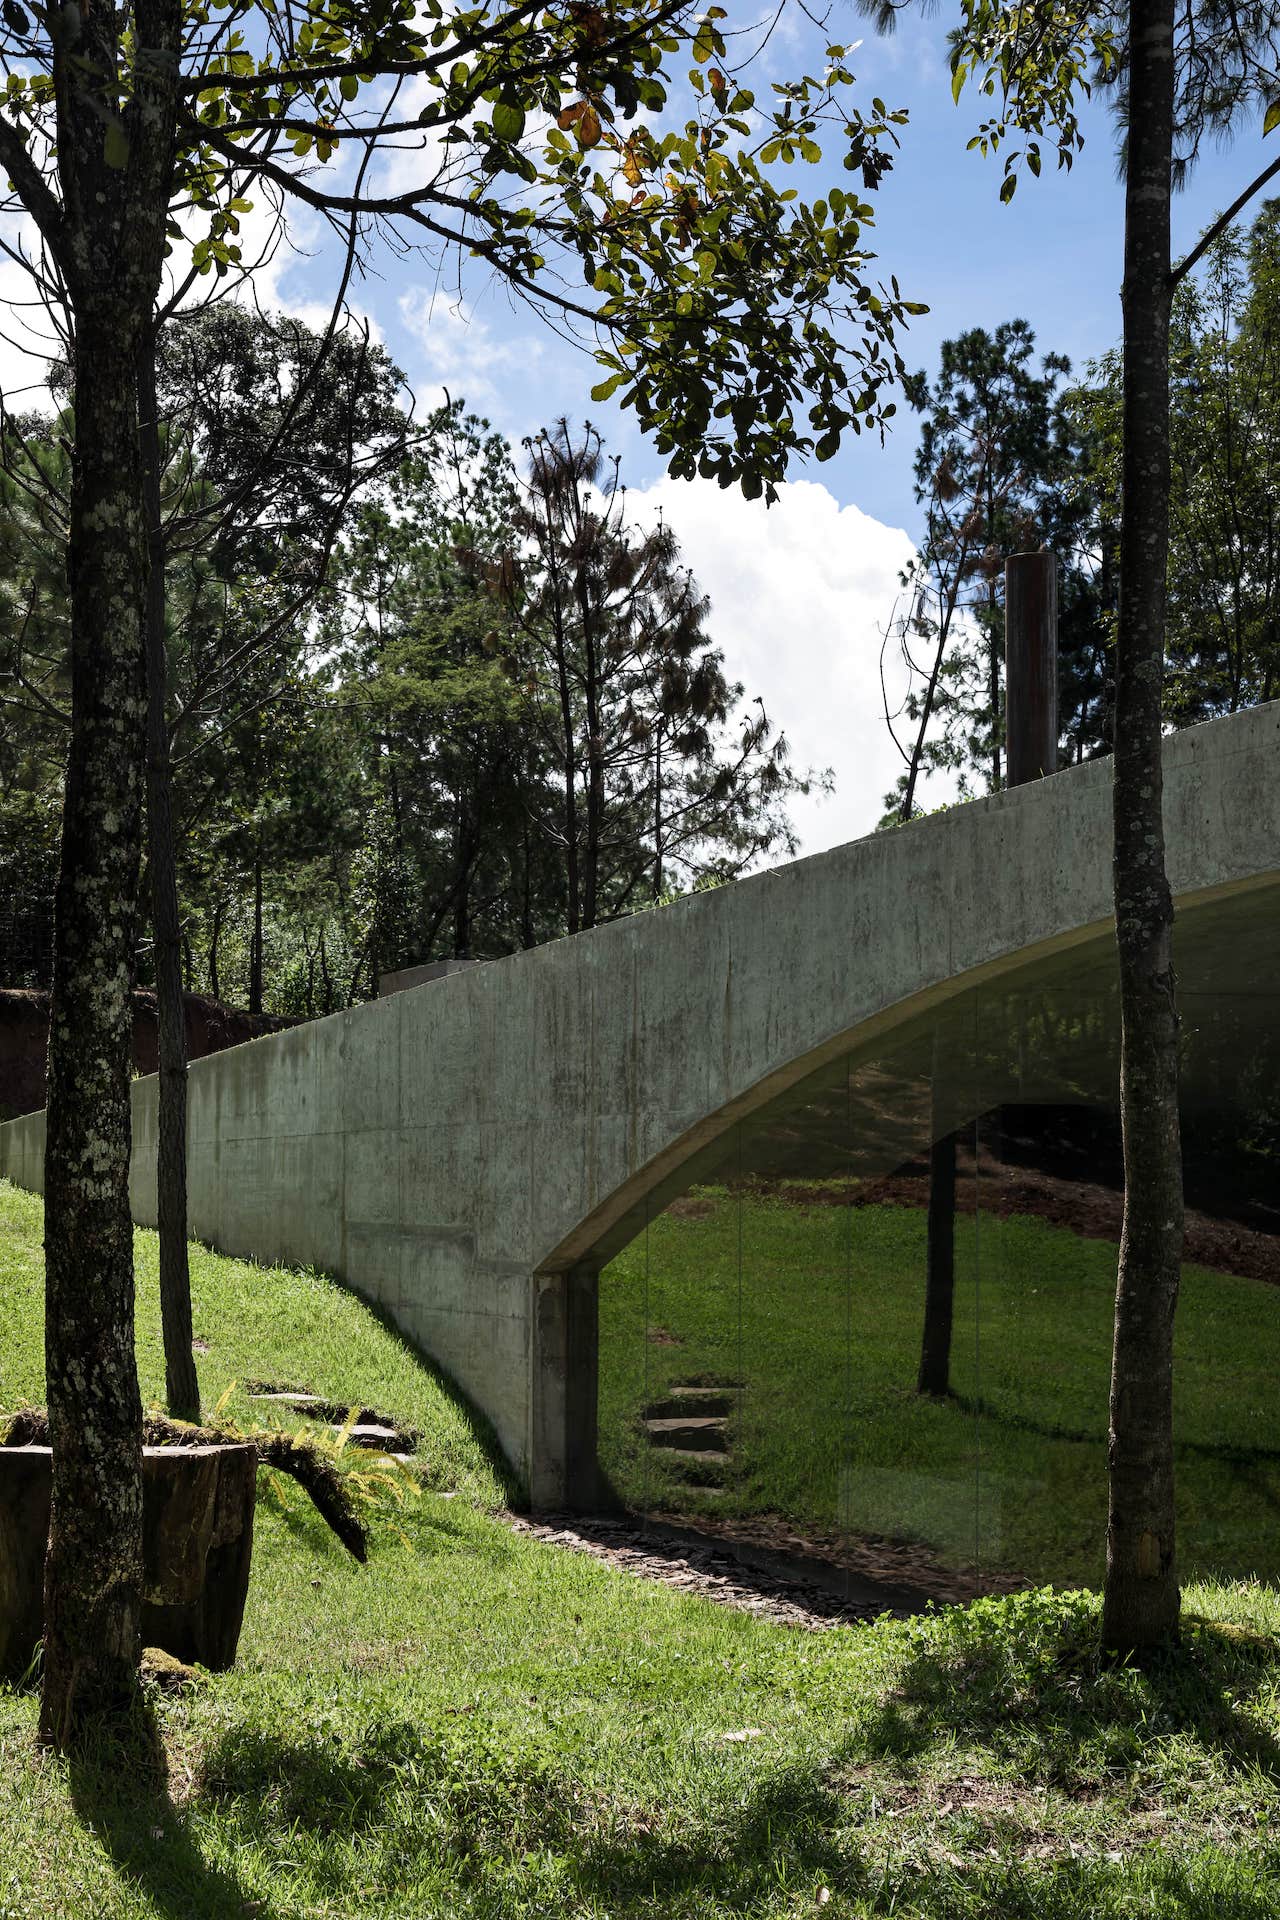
xmin=502 ymin=1511 xmax=930 ymax=1630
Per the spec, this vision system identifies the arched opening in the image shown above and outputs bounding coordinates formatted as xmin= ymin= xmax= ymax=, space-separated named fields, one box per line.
xmin=582 ymin=880 xmax=1280 ymax=1601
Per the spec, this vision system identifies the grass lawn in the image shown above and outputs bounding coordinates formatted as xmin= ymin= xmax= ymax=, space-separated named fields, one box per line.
xmin=598 ymin=1185 xmax=1280 ymax=1591
xmin=4 ymin=1177 xmax=1280 ymax=1917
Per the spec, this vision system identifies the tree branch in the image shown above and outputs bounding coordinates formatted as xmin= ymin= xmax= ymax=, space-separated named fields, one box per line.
xmin=1172 ymin=151 xmax=1280 ymax=287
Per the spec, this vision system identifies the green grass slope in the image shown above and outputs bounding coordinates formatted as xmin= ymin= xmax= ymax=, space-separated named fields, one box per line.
xmin=599 ymin=1186 xmax=1280 ymax=1590
xmin=4 ymin=1179 xmax=1280 ymax=1918
xmin=0 ymin=1180 xmax=511 ymax=1509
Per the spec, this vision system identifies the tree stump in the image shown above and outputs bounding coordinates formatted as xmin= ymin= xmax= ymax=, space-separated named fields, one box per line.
xmin=0 ymin=1442 xmax=256 ymax=1680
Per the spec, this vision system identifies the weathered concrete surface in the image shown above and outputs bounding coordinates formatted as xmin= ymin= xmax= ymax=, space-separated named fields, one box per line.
xmin=2 ymin=704 xmax=1278 ymax=1500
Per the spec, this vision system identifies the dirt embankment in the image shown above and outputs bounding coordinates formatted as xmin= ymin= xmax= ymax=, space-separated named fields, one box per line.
xmin=852 ymin=1160 xmax=1280 ymax=1287
xmin=722 ymin=1099 xmax=1280 ymax=1285
xmin=0 ymin=989 xmax=298 ymax=1121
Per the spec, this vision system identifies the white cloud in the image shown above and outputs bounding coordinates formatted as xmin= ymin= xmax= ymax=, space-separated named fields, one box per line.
xmin=399 ymin=285 xmax=542 ymax=409
xmin=624 ymin=474 xmax=953 ymax=856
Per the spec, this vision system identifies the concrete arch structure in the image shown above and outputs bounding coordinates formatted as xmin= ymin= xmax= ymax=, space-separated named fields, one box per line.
xmin=2 ymin=703 xmax=1278 ymax=1502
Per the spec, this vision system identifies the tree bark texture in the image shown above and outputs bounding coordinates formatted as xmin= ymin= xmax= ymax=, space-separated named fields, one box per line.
xmin=39 ymin=0 xmax=183 ymax=1745
xmin=2 ymin=1444 xmax=255 ymax=1681
xmin=40 ymin=307 xmax=151 ymax=1744
xmin=138 ymin=323 xmax=200 ymax=1424
xmin=1103 ymin=0 xmax=1184 ymax=1652
xmin=249 ymin=848 xmax=264 ymax=1015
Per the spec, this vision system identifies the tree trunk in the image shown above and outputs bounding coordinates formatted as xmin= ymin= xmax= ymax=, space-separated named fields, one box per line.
xmin=578 ymin=573 xmax=604 ymax=931
xmin=39 ymin=308 xmax=150 ymax=1746
xmin=138 ymin=322 xmax=199 ymax=1424
xmin=1102 ymin=0 xmax=1184 ymax=1653
xmin=543 ymin=504 xmax=581 ymax=933
xmin=249 ymin=847 xmax=264 ymax=1015
xmin=208 ymin=898 xmax=223 ymax=1003
xmin=653 ymin=725 xmax=664 ymax=900
xmin=318 ymin=926 xmax=334 ymax=1014
xmin=917 ymin=1126 xmax=957 ymax=1397
xmin=521 ymin=799 xmax=536 ymax=950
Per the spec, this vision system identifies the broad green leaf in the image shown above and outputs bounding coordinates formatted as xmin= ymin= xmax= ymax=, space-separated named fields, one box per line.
xmin=1266 ymin=99 xmax=1280 ymax=136
xmin=492 ymin=99 xmax=526 ymax=143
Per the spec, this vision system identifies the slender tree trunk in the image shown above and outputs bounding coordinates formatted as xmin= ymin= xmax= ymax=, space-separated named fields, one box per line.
xmin=521 ymin=795 xmax=536 ymax=950
xmin=453 ymin=865 xmax=472 ymax=957
xmin=1102 ymin=0 xmax=1184 ymax=1653
xmin=578 ymin=573 xmax=604 ymax=930
xmin=138 ymin=321 xmax=199 ymax=1423
xmin=653 ymin=724 xmax=664 ymax=900
xmin=987 ymin=481 xmax=1001 ymax=793
xmin=319 ymin=926 xmax=334 ymax=1014
xmin=39 ymin=309 xmax=150 ymax=1746
xmin=544 ymin=505 xmax=581 ymax=932
xmin=249 ymin=847 xmax=264 ymax=1015
xmin=917 ymin=1125 xmax=957 ymax=1397
xmin=208 ymin=897 xmax=223 ymax=1003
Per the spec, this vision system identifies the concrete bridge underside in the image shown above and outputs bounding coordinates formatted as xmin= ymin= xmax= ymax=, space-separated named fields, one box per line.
xmin=2 ymin=704 xmax=1278 ymax=1504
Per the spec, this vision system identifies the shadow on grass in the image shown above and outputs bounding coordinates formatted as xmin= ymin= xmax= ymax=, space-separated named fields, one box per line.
xmin=561 ymin=1762 xmax=1280 ymax=1918
xmin=188 ymin=1632 xmax=1280 ymax=1920
xmin=854 ymin=1590 xmax=1280 ymax=1791
xmin=68 ymin=1705 xmax=259 ymax=1920
xmin=949 ymin=1389 xmax=1280 ymax=1471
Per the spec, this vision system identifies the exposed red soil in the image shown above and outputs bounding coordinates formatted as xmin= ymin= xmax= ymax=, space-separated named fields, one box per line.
xmin=0 ymin=987 xmax=297 ymax=1120
xmin=767 ymin=1158 xmax=1280 ymax=1287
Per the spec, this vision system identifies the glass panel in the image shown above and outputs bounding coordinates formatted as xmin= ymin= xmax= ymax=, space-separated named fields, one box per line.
xmin=969 ymin=986 xmax=1119 ymax=1594
xmin=638 ymin=1128 xmax=743 ymax=1525
xmin=730 ymin=1065 xmax=853 ymax=1567
xmin=595 ymin=1195 xmax=651 ymax=1515
xmin=1176 ymin=968 xmax=1280 ymax=1587
xmin=597 ymin=878 xmax=1280 ymax=1610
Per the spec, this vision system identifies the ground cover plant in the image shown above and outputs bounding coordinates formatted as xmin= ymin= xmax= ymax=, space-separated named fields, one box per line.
xmin=598 ymin=1183 xmax=1280 ymax=1591
xmin=5 ymin=1177 xmax=1280 ymax=1917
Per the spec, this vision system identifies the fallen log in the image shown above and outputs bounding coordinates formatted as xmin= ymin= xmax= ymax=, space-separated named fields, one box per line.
xmin=2 ymin=1406 xmax=369 ymax=1564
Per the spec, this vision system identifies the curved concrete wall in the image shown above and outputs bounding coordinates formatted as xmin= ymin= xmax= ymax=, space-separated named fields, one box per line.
xmin=3 ymin=702 xmax=1278 ymax=1498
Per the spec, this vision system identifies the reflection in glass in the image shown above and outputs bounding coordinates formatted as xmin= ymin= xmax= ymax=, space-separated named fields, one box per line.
xmin=597 ymin=883 xmax=1279 ymax=1600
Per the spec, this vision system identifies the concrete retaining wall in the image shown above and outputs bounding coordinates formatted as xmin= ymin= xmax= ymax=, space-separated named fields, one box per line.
xmin=3 ymin=703 xmax=1278 ymax=1499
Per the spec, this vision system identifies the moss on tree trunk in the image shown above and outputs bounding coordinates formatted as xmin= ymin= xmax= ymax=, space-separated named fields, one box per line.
xmin=40 ymin=306 xmax=151 ymax=1743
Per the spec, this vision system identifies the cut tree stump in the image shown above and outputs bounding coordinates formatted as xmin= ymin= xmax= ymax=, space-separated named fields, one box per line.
xmin=0 ymin=1443 xmax=256 ymax=1680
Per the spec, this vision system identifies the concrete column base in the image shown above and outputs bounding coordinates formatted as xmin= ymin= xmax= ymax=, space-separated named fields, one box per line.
xmin=530 ymin=1266 xmax=600 ymax=1511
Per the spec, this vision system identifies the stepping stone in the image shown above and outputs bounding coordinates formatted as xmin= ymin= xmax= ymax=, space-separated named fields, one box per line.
xmin=643 ymin=1416 xmax=728 ymax=1453
xmin=251 ymin=1392 xmax=416 ymax=1444
xmin=341 ymin=1423 xmax=405 ymax=1450
xmin=662 ymin=1448 xmax=729 ymax=1471
xmin=645 ymin=1388 xmax=737 ymax=1419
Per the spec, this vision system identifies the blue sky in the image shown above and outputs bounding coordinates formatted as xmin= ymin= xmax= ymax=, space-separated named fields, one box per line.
xmin=293 ymin=4 xmax=1274 ymax=531
xmin=249 ymin=7 xmax=1280 ymax=849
